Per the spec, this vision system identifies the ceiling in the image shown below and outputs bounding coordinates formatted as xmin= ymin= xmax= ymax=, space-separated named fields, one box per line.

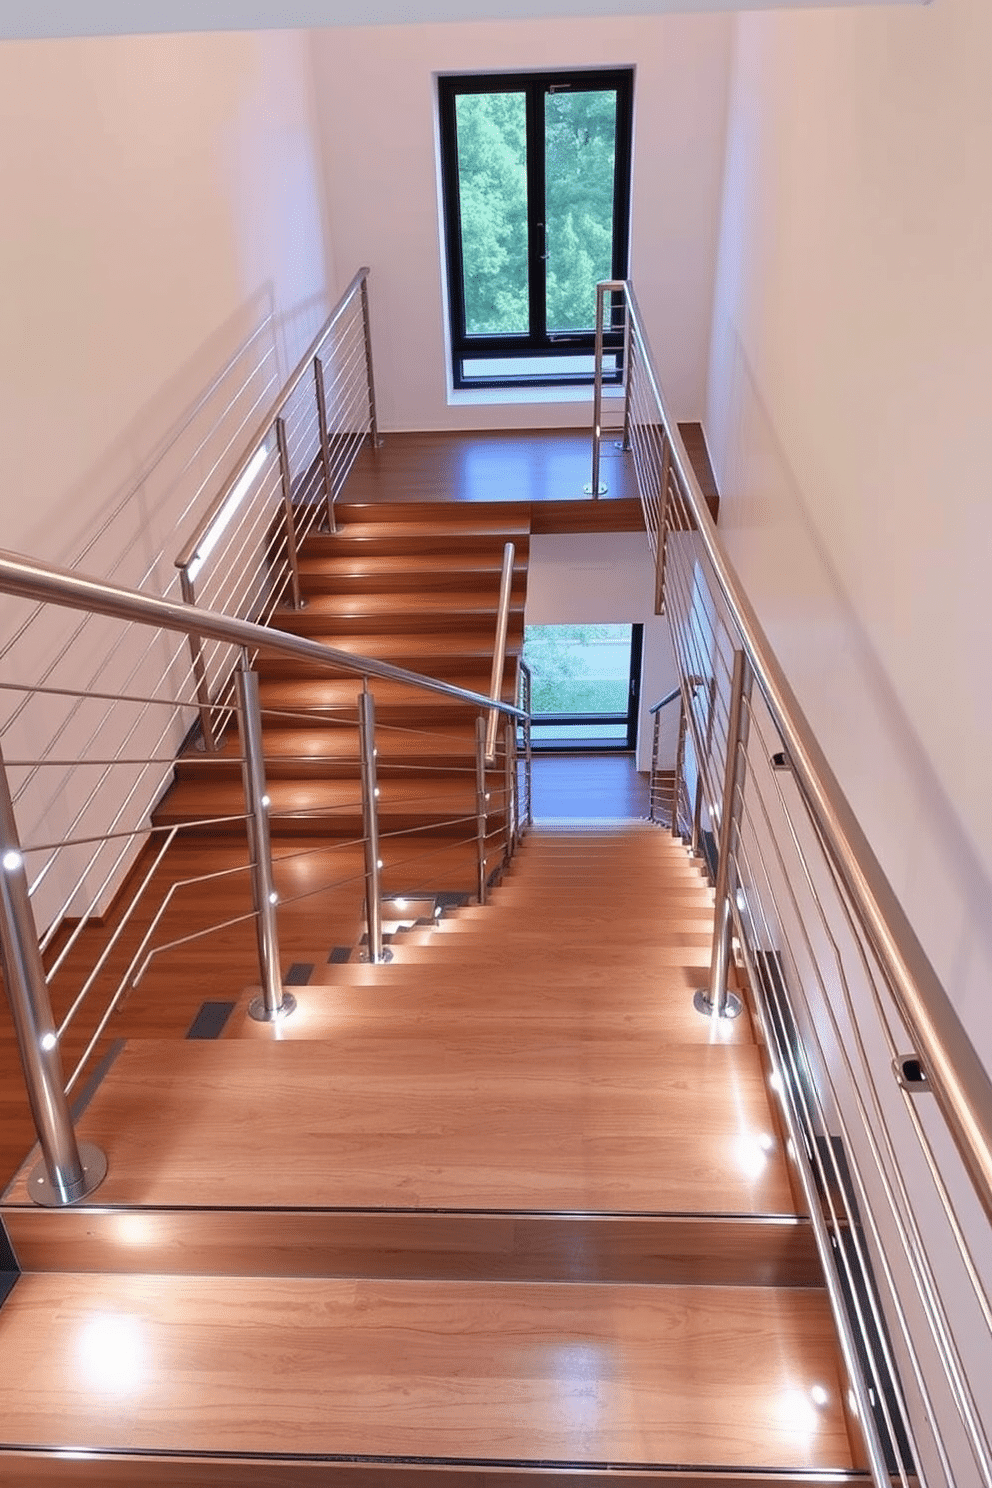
xmin=0 ymin=0 xmax=922 ymax=43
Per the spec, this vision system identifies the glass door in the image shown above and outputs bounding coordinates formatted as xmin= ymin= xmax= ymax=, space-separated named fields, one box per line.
xmin=523 ymin=623 xmax=642 ymax=749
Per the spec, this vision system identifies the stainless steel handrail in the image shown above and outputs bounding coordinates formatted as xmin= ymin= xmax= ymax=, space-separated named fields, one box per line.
xmin=0 ymin=548 xmax=526 ymax=724
xmin=176 ymin=267 xmax=372 ymax=571
xmin=485 ymin=541 xmax=516 ymax=762
xmin=648 ymin=687 xmax=681 ymax=715
xmin=593 ymin=279 xmax=992 ymax=1223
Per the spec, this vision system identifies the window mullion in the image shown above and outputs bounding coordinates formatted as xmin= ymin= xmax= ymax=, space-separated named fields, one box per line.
xmin=525 ymin=81 xmax=546 ymax=350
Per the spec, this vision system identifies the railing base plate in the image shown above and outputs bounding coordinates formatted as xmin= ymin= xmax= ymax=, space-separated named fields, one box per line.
xmin=248 ymin=991 xmax=297 ymax=1023
xmin=28 ymin=1142 xmax=108 ymax=1208
xmin=693 ymin=989 xmax=744 ymax=1021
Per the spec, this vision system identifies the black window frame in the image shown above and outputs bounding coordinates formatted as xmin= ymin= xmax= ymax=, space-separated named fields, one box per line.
xmin=526 ymin=623 xmax=644 ymax=753
xmin=438 ymin=68 xmax=634 ymax=391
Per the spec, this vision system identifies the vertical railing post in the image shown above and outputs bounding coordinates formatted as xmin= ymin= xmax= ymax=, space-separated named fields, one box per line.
xmin=648 ymin=707 xmax=662 ymax=824
xmin=475 ymin=714 xmax=488 ymax=904
xmin=313 ymin=353 xmax=337 ymax=535
xmin=585 ymin=281 xmax=608 ymax=497
xmin=654 ymin=432 xmax=671 ymax=616
xmin=520 ymin=661 xmax=533 ymax=830
xmin=0 ymin=743 xmax=106 ymax=1205
xmin=358 ymin=685 xmax=388 ymax=964
xmin=672 ymin=698 xmax=688 ymax=840
xmin=503 ymin=714 xmax=516 ymax=862
xmin=275 ymin=415 xmax=304 ymax=611
xmin=179 ymin=569 xmax=217 ymax=752
xmin=359 ymin=274 xmax=382 ymax=450
xmin=620 ymin=296 xmax=633 ymax=453
xmin=485 ymin=542 xmax=515 ymax=762
xmin=237 ymin=660 xmax=293 ymax=1023
xmin=694 ymin=649 xmax=749 ymax=1021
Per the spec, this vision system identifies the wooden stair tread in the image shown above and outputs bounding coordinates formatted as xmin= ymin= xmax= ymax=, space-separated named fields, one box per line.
xmin=0 ymin=1273 xmax=855 ymax=1471
xmin=6 ymin=1039 xmax=794 ymax=1213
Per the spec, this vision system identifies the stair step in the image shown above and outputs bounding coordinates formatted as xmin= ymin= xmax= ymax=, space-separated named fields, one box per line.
xmin=3 ymin=1039 xmax=796 ymax=1214
xmin=298 ymin=554 xmax=528 ymax=596
xmin=0 ymin=1273 xmax=857 ymax=1477
xmin=154 ymin=777 xmax=492 ymax=837
xmin=305 ymin=528 xmax=531 ymax=559
xmin=176 ymin=725 xmax=480 ymax=780
xmin=335 ymin=499 xmax=533 ymax=526
xmin=272 ymin=597 xmax=525 ymax=637
xmin=257 ymin=633 xmax=522 ymax=680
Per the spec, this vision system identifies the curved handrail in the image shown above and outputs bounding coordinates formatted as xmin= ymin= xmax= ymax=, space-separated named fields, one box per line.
xmin=0 ymin=548 xmax=526 ymax=722
xmin=176 ymin=267 xmax=371 ymax=572
xmin=603 ymin=278 xmax=992 ymax=1221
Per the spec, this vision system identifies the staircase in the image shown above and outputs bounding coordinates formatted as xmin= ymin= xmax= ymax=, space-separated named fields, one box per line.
xmin=0 ymin=821 xmax=868 ymax=1483
xmin=155 ymin=500 xmax=530 ymax=843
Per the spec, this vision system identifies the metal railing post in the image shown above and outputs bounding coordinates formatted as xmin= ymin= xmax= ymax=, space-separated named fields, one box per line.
xmin=358 ymin=685 xmax=388 ymax=964
xmin=619 ymin=299 xmax=633 ymax=453
xmin=585 ymin=282 xmax=608 ymax=497
xmin=672 ymin=698 xmax=687 ymax=840
xmin=475 ymin=714 xmax=488 ymax=904
xmin=654 ymin=431 xmax=671 ymax=616
xmin=179 ymin=569 xmax=217 ymax=751
xmin=359 ymin=274 xmax=382 ymax=450
xmin=313 ymin=353 xmax=336 ymax=534
xmin=237 ymin=661 xmax=293 ymax=1023
xmin=519 ymin=659 xmax=533 ymax=829
xmin=485 ymin=542 xmax=515 ymax=762
xmin=648 ymin=707 xmax=662 ymax=824
xmin=503 ymin=714 xmax=516 ymax=861
xmin=0 ymin=743 xmax=106 ymax=1205
xmin=694 ymin=649 xmax=749 ymax=1021
xmin=275 ymin=415 xmax=304 ymax=611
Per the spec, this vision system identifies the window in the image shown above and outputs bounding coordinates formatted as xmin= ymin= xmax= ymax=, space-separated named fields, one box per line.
xmin=438 ymin=69 xmax=633 ymax=391
xmin=524 ymin=624 xmax=643 ymax=750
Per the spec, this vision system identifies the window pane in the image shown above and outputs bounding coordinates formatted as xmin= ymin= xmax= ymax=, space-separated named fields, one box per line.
xmin=455 ymin=92 xmax=529 ymax=337
xmin=524 ymin=624 xmax=632 ymax=716
xmin=532 ymin=722 xmax=628 ymax=743
xmin=544 ymin=89 xmax=618 ymax=334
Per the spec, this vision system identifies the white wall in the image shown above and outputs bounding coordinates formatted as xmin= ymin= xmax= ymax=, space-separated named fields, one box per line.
xmin=310 ymin=14 xmax=731 ymax=432
xmin=705 ymin=0 xmax=992 ymax=1072
xmin=0 ymin=28 xmax=334 ymax=929
xmin=525 ymin=532 xmax=678 ymax=770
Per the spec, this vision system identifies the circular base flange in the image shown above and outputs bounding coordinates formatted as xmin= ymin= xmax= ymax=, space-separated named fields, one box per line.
xmin=693 ymin=988 xmax=744 ymax=1020
xmin=248 ymin=990 xmax=297 ymax=1023
xmin=29 ymin=1141 xmax=108 ymax=1208
xmin=359 ymin=947 xmax=394 ymax=964
xmin=582 ymin=482 xmax=609 ymax=495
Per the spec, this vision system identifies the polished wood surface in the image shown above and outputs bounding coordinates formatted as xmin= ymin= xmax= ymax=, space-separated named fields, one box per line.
xmin=0 ymin=1273 xmax=854 ymax=1470
xmin=6 ymin=1207 xmax=821 ymax=1286
xmin=5 ymin=1035 xmax=792 ymax=1213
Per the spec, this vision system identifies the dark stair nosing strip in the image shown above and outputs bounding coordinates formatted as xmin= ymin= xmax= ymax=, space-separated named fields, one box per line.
xmin=0 ymin=1215 xmax=19 ymax=1312
xmin=186 ymin=1001 xmax=237 ymax=1040
xmin=284 ymin=963 xmax=314 ymax=986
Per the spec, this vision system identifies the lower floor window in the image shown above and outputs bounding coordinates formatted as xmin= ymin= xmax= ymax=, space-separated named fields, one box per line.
xmin=523 ymin=623 xmax=643 ymax=750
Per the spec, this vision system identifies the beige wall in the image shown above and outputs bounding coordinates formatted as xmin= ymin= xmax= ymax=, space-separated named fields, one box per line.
xmin=310 ymin=13 xmax=732 ymax=431
xmin=705 ymin=0 xmax=992 ymax=1069
xmin=0 ymin=28 xmax=333 ymax=928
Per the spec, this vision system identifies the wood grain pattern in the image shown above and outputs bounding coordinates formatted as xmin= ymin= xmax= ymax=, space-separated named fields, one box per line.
xmin=5 ymin=1208 xmax=822 ymax=1287
xmin=4 ymin=1038 xmax=795 ymax=1214
xmin=0 ymin=1273 xmax=854 ymax=1470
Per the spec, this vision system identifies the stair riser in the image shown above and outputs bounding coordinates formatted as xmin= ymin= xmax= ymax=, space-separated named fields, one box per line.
xmin=4 ymin=1209 xmax=822 ymax=1287
xmin=273 ymin=613 xmax=525 ymax=638
xmin=0 ymin=1462 xmax=873 ymax=1488
xmin=299 ymin=570 xmax=528 ymax=597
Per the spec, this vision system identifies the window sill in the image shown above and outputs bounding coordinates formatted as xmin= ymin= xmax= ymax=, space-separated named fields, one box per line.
xmin=447 ymin=384 xmax=623 ymax=408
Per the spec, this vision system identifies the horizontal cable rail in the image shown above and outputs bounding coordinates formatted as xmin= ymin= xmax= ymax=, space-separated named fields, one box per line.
xmin=594 ymin=280 xmax=992 ymax=1487
xmin=0 ymin=553 xmax=526 ymax=1209
xmin=175 ymin=268 xmax=380 ymax=751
